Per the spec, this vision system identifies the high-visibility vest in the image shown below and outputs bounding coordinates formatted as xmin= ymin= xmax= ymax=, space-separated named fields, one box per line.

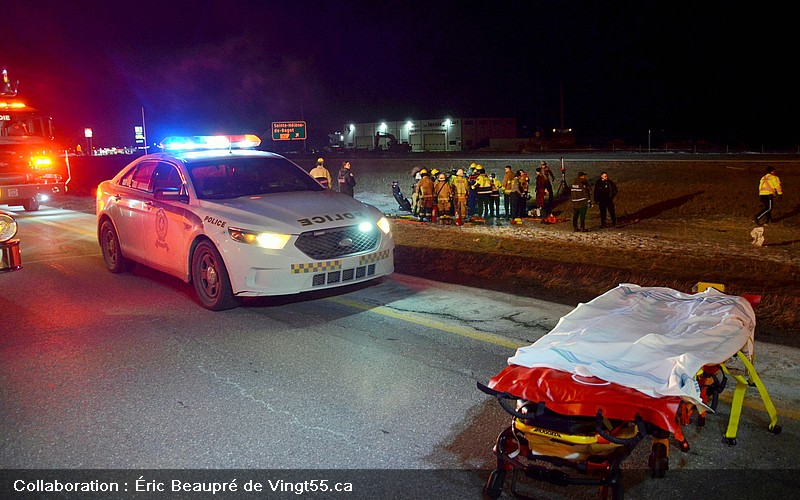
xmin=759 ymin=173 xmax=783 ymax=196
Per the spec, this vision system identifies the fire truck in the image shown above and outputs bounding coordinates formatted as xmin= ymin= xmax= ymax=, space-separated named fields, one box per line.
xmin=0 ymin=68 xmax=70 ymax=211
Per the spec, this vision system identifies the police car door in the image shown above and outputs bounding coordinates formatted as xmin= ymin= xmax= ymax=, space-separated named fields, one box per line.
xmin=113 ymin=160 xmax=159 ymax=262
xmin=141 ymin=161 xmax=191 ymax=276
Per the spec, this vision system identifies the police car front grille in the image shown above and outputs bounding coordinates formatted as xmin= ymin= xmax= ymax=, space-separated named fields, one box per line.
xmin=295 ymin=225 xmax=380 ymax=260
xmin=311 ymin=264 xmax=376 ymax=287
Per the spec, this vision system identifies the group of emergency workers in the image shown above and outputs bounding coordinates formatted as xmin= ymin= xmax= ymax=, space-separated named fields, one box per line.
xmin=409 ymin=162 xmax=560 ymax=222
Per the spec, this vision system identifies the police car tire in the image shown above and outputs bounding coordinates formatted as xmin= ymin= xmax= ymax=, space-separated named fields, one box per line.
xmin=191 ymin=239 xmax=239 ymax=311
xmin=99 ymin=219 xmax=134 ymax=273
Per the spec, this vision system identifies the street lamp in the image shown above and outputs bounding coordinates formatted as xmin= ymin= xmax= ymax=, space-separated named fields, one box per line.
xmin=84 ymin=128 xmax=93 ymax=156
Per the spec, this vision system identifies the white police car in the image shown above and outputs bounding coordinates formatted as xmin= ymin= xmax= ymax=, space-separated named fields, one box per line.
xmin=96 ymin=135 xmax=394 ymax=310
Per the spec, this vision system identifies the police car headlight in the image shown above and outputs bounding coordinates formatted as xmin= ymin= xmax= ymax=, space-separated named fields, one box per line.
xmin=228 ymin=227 xmax=290 ymax=249
xmin=0 ymin=212 xmax=18 ymax=243
xmin=376 ymin=217 xmax=391 ymax=234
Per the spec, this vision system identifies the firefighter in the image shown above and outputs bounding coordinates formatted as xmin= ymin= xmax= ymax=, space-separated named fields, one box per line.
xmin=471 ymin=165 xmax=493 ymax=218
xmin=310 ymin=157 xmax=332 ymax=189
xmin=754 ymin=166 xmax=783 ymax=226
xmin=434 ymin=172 xmax=453 ymax=216
xmin=502 ymin=165 xmax=515 ymax=218
xmin=509 ymin=170 xmax=524 ymax=220
xmin=517 ymin=169 xmax=530 ymax=217
xmin=417 ymin=168 xmax=435 ymax=221
xmin=489 ymin=172 xmax=502 ymax=218
xmin=467 ymin=163 xmax=479 ymax=216
xmin=411 ymin=169 xmax=423 ymax=216
xmin=540 ymin=161 xmax=555 ymax=206
xmin=450 ymin=168 xmax=469 ymax=221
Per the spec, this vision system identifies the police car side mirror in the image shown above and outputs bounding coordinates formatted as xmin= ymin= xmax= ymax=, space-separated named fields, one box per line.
xmin=154 ymin=188 xmax=189 ymax=203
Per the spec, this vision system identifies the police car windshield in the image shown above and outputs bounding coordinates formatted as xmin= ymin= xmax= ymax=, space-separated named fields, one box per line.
xmin=188 ymin=157 xmax=324 ymax=200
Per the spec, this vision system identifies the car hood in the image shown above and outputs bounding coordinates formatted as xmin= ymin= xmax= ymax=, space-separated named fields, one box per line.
xmin=196 ymin=190 xmax=382 ymax=234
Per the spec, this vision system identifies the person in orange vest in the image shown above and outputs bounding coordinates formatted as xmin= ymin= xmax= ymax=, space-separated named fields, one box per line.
xmin=754 ymin=166 xmax=783 ymax=226
xmin=450 ymin=168 xmax=469 ymax=222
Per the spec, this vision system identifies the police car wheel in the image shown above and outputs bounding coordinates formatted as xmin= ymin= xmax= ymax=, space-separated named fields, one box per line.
xmin=99 ymin=219 xmax=133 ymax=273
xmin=191 ymin=240 xmax=239 ymax=311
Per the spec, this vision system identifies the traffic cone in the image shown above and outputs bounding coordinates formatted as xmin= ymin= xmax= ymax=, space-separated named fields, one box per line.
xmin=431 ymin=205 xmax=438 ymax=223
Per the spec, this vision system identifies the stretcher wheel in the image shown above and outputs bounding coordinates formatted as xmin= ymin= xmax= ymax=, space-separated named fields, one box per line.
xmin=724 ymin=437 xmax=737 ymax=446
xmin=484 ymin=469 xmax=505 ymax=499
xmin=608 ymin=471 xmax=624 ymax=500
xmin=648 ymin=442 xmax=669 ymax=478
xmin=769 ymin=424 xmax=782 ymax=434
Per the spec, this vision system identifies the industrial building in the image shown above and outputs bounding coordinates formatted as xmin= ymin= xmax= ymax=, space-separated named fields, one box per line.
xmin=333 ymin=117 xmax=517 ymax=152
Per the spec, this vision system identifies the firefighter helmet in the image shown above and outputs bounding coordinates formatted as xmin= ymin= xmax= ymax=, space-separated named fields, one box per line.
xmin=419 ymin=168 xmax=428 ymax=175
xmin=431 ymin=168 xmax=440 ymax=177
xmin=316 ymin=157 xmax=324 ymax=164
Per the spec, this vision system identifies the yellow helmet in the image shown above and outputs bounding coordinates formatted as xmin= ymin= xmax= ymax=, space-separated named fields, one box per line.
xmin=475 ymin=164 xmax=484 ymax=172
xmin=316 ymin=157 xmax=324 ymax=164
xmin=419 ymin=168 xmax=428 ymax=175
xmin=431 ymin=168 xmax=440 ymax=177
xmin=470 ymin=162 xmax=477 ymax=169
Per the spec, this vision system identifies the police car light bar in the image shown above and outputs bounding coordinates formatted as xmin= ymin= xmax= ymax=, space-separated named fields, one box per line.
xmin=160 ymin=134 xmax=262 ymax=151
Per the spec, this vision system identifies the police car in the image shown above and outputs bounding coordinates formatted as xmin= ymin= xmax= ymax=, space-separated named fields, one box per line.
xmin=96 ymin=135 xmax=394 ymax=310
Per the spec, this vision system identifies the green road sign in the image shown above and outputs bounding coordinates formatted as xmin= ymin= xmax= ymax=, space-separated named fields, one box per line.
xmin=272 ymin=121 xmax=307 ymax=141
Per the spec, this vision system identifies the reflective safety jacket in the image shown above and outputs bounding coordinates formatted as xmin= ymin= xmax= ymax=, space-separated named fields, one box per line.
xmin=310 ymin=165 xmax=332 ymax=189
xmin=451 ymin=175 xmax=469 ymax=199
xmin=502 ymin=171 xmax=515 ymax=194
xmin=570 ymin=177 xmax=591 ymax=207
xmin=472 ymin=173 xmax=493 ymax=195
xmin=759 ymin=173 xmax=783 ymax=196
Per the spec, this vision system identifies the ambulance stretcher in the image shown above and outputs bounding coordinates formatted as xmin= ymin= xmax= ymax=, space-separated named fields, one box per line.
xmin=478 ymin=283 xmax=781 ymax=499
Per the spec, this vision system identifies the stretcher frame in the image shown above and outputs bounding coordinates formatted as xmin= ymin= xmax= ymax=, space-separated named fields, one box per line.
xmin=479 ymin=284 xmax=782 ymax=499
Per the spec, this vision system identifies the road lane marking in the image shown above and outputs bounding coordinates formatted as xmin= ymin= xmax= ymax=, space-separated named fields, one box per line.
xmin=20 ymin=214 xmax=97 ymax=238
xmin=328 ymin=296 xmax=525 ymax=350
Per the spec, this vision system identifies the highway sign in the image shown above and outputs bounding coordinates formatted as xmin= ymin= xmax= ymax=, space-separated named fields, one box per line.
xmin=272 ymin=121 xmax=307 ymax=141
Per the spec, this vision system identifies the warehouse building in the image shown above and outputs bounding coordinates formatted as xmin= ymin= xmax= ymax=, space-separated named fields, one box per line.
xmin=335 ymin=117 xmax=517 ymax=152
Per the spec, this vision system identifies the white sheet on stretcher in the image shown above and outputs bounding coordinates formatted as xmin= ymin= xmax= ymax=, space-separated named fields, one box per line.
xmin=508 ymin=284 xmax=755 ymax=408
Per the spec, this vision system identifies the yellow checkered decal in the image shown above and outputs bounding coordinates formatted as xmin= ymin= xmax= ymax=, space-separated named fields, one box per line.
xmin=359 ymin=249 xmax=391 ymax=265
xmin=291 ymin=261 xmax=341 ymax=274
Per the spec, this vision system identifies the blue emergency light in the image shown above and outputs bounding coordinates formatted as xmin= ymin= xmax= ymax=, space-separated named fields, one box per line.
xmin=160 ymin=134 xmax=262 ymax=151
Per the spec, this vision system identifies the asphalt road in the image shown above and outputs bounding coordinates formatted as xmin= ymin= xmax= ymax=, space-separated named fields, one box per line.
xmin=2 ymin=201 xmax=799 ymax=499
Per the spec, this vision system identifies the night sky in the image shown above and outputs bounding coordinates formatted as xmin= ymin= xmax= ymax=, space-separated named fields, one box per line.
xmin=3 ymin=1 xmax=798 ymax=149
